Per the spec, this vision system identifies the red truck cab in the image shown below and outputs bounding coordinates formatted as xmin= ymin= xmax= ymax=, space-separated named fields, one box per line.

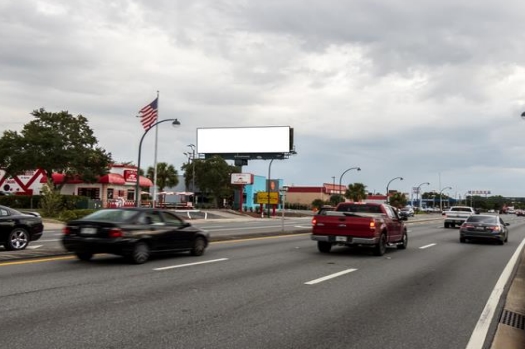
xmin=311 ymin=202 xmax=408 ymax=256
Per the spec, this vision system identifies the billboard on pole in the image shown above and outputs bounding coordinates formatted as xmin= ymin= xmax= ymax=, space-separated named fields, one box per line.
xmin=197 ymin=126 xmax=293 ymax=159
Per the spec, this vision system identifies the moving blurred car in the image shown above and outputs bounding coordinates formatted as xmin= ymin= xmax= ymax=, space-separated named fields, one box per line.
xmin=459 ymin=214 xmax=509 ymax=245
xmin=0 ymin=205 xmax=44 ymax=250
xmin=62 ymin=208 xmax=209 ymax=264
xmin=398 ymin=207 xmax=414 ymax=218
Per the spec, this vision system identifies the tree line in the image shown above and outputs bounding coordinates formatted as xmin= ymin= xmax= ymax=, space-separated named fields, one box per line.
xmin=0 ymin=109 xmax=239 ymax=208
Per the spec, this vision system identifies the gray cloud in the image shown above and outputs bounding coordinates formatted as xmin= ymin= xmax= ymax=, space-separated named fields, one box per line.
xmin=1 ymin=0 xmax=525 ymax=198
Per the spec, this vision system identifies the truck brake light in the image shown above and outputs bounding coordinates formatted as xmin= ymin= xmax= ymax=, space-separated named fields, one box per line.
xmin=312 ymin=218 xmax=317 ymax=225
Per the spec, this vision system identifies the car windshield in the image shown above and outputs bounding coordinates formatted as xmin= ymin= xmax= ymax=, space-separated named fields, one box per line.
xmin=81 ymin=209 xmax=137 ymax=222
xmin=466 ymin=215 xmax=497 ymax=223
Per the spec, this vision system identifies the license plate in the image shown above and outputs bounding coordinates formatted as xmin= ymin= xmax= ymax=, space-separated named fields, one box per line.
xmin=475 ymin=227 xmax=485 ymax=231
xmin=335 ymin=236 xmax=347 ymax=242
xmin=81 ymin=227 xmax=97 ymax=235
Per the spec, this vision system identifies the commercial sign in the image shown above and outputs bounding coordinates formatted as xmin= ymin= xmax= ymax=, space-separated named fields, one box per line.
xmin=467 ymin=190 xmax=491 ymax=195
xmin=124 ymin=170 xmax=138 ymax=183
xmin=266 ymin=179 xmax=280 ymax=192
xmin=231 ymin=173 xmax=254 ymax=185
xmin=256 ymin=192 xmax=279 ymax=205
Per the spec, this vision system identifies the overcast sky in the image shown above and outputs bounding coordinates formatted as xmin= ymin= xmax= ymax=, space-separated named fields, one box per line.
xmin=2 ymin=0 xmax=525 ymax=199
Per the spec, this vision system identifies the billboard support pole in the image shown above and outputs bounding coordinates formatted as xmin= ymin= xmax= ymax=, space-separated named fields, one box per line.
xmin=267 ymin=159 xmax=275 ymax=218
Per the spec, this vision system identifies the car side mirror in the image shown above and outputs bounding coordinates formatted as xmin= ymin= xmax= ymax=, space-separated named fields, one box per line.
xmin=505 ymin=223 xmax=510 ymax=226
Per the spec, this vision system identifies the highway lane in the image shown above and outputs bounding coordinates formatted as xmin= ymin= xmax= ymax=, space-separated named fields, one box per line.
xmin=25 ymin=217 xmax=315 ymax=250
xmin=1 ymin=217 xmax=524 ymax=349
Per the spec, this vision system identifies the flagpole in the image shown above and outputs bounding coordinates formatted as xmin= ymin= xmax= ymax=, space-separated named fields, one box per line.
xmin=152 ymin=90 xmax=160 ymax=208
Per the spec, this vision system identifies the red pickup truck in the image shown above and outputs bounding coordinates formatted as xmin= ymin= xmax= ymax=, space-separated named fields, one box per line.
xmin=311 ymin=202 xmax=408 ymax=256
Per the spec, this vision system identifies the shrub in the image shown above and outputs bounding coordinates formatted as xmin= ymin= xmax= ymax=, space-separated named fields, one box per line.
xmin=58 ymin=209 xmax=96 ymax=222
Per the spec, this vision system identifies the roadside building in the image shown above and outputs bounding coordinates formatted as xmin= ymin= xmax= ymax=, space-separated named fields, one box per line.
xmin=0 ymin=164 xmax=152 ymax=208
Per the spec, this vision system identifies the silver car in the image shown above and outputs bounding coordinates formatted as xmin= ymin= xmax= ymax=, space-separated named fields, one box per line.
xmin=459 ymin=214 xmax=509 ymax=245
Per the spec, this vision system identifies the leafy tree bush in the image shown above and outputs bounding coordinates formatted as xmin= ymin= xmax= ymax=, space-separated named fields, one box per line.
xmin=58 ymin=209 xmax=96 ymax=222
xmin=39 ymin=181 xmax=63 ymax=217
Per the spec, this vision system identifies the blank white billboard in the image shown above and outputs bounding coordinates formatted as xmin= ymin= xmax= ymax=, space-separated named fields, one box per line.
xmin=197 ymin=126 xmax=291 ymax=154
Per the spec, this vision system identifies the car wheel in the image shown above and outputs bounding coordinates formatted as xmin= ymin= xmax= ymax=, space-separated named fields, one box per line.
xmin=317 ymin=241 xmax=332 ymax=253
xmin=460 ymin=237 xmax=466 ymax=243
xmin=374 ymin=233 xmax=387 ymax=256
xmin=190 ymin=237 xmax=207 ymax=256
xmin=505 ymin=234 xmax=508 ymax=243
xmin=129 ymin=242 xmax=150 ymax=264
xmin=397 ymin=231 xmax=408 ymax=249
xmin=444 ymin=223 xmax=449 ymax=229
xmin=5 ymin=228 xmax=30 ymax=250
xmin=75 ymin=252 xmax=93 ymax=261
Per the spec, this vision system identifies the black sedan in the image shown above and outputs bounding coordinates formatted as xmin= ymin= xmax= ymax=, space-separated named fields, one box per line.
xmin=0 ymin=205 xmax=44 ymax=250
xmin=459 ymin=214 xmax=509 ymax=245
xmin=62 ymin=208 xmax=210 ymax=264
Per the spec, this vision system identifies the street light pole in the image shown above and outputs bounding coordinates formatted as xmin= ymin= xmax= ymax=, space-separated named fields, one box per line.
xmin=439 ymin=186 xmax=452 ymax=211
xmin=188 ymin=144 xmax=196 ymax=206
xmin=280 ymin=186 xmax=289 ymax=232
xmin=135 ymin=118 xmax=181 ymax=207
xmin=415 ymin=182 xmax=430 ymax=211
xmin=386 ymin=176 xmax=403 ymax=204
xmin=339 ymin=167 xmax=361 ymax=201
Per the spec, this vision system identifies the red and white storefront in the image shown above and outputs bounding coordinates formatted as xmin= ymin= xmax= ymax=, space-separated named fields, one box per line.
xmin=0 ymin=164 xmax=152 ymax=208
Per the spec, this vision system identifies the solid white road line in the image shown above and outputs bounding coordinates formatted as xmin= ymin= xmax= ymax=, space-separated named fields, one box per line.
xmin=305 ymin=269 xmax=358 ymax=285
xmin=419 ymin=243 xmax=437 ymax=249
xmin=465 ymin=237 xmax=525 ymax=349
xmin=153 ymin=258 xmax=229 ymax=271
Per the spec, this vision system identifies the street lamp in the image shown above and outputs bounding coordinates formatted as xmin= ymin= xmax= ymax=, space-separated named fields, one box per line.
xmin=188 ymin=144 xmax=196 ymax=206
xmin=280 ymin=185 xmax=289 ymax=232
xmin=386 ymin=177 xmax=403 ymax=204
xmin=415 ymin=182 xmax=430 ymax=211
xmin=339 ymin=167 xmax=361 ymax=200
xmin=439 ymin=186 xmax=452 ymax=211
xmin=135 ymin=119 xmax=181 ymax=207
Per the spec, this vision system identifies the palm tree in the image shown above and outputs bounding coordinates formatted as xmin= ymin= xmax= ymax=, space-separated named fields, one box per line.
xmin=146 ymin=162 xmax=179 ymax=192
xmin=345 ymin=183 xmax=367 ymax=202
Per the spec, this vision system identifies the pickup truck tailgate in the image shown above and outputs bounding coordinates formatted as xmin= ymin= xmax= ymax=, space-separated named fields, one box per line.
xmin=313 ymin=216 xmax=376 ymax=238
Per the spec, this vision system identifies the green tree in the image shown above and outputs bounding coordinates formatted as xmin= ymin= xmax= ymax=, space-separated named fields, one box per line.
xmin=311 ymin=199 xmax=327 ymax=211
xmin=345 ymin=183 xmax=367 ymax=202
xmin=0 ymin=109 xmax=112 ymax=187
xmin=146 ymin=162 xmax=179 ymax=192
xmin=329 ymin=195 xmax=344 ymax=206
xmin=389 ymin=192 xmax=407 ymax=208
xmin=39 ymin=180 xmax=63 ymax=217
xmin=182 ymin=156 xmax=239 ymax=207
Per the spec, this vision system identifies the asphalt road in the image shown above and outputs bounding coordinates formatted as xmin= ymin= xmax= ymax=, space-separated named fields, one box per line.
xmin=17 ymin=216 xmax=314 ymax=251
xmin=1 ymin=217 xmax=524 ymax=349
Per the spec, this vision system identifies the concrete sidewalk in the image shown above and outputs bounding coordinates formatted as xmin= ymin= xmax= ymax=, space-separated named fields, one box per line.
xmin=490 ymin=247 xmax=525 ymax=349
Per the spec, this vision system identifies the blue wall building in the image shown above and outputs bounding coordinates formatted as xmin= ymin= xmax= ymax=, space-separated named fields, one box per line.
xmin=233 ymin=175 xmax=283 ymax=211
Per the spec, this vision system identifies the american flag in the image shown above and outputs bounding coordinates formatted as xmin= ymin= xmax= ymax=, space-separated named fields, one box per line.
xmin=138 ymin=98 xmax=158 ymax=130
